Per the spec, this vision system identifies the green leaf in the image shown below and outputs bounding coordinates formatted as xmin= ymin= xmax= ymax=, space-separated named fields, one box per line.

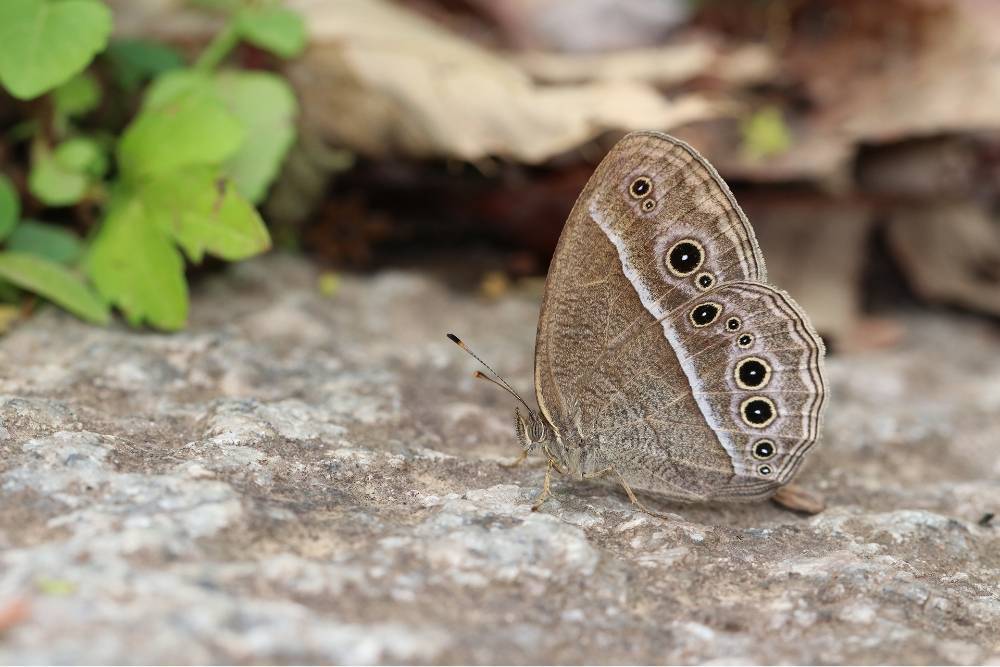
xmin=0 ymin=251 xmax=108 ymax=324
xmin=6 ymin=220 xmax=83 ymax=265
xmin=0 ymin=175 xmax=20 ymax=242
xmin=0 ymin=0 xmax=112 ymax=100
xmin=236 ymin=6 xmax=306 ymax=59
xmin=29 ymin=138 xmax=106 ymax=206
xmin=142 ymin=70 xmax=214 ymax=109
xmin=140 ymin=168 xmax=271 ymax=263
xmin=118 ymin=85 xmax=244 ymax=180
xmin=742 ymin=106 xmax=792 ymax=160
xmin=53 ymin=71 xmax=101 ymax=117
xmin=86 ymin=194 xmax=188 ymax=330
xmin=30 ymin=152 xmax=87 ymax=206
xmin=105 ymin=39 xmax=184 ymax=91
xmin=54 ymin=137 xmax=107 ymax=177
xmin=214 ymin=70 xmax=297 ymax=203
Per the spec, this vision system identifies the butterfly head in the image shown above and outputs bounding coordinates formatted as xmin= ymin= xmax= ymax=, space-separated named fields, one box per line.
xmin=447 ymin=332 xmax=550 ymax=451
xmin=515 ymin=407 xmax=551 ymax=452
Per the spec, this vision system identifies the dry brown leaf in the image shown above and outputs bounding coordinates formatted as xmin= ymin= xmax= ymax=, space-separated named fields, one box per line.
xmin=515 ymin=41 xmax=775 ymax=86
xmin=285 ymin=0 xmax=720 ymax=162
xmin=887 ymin=201 xmax=1000 ymax=315
xmin=678 ymin=1 xmax=1000 ymax=185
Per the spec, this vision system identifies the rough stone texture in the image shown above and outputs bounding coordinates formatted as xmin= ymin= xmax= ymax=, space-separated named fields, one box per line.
xmin=0 ymin=255 xmax=998 ymax=664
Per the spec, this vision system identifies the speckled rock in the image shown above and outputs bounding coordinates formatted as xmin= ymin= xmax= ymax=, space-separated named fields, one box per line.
xmin=0 ymin=255 xmax=998 ymax=664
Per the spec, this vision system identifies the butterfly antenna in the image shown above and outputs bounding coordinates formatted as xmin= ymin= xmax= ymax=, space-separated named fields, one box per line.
xmin=446 ymin=333 xmax=534 ymax=413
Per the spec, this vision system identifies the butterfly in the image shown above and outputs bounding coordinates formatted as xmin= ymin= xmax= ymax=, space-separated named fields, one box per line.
xmin=450 ymin=132 xmax=828 ymax=516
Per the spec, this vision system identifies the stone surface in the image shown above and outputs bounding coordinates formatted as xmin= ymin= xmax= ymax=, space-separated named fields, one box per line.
xmin=0 ymin=255 xmax=998 ymax=664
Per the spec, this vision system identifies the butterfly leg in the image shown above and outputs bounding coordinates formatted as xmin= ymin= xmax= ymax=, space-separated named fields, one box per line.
xmin=500 ymin=449 xmax=529 ymax=469
xmin=582 ymin=466 xmax=613 ymax=480
xmin=531 ymin=459 xmax=557 ymax=511
xmin=614 ymin=469 xmax=676 ymax=520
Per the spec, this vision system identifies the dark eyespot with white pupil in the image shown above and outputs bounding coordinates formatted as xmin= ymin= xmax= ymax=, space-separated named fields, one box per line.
xmin=667 ymin=240 xmax=704 ymax=276
xmin=758 ymin=464 xmax=773 ymax=476
xmin=737 ymin=334 xmax=754 ymax=348
xmin=690 ymin=302 xmax=721 ymax=327
xmin=741 ymin=396 xmax=776 ymax=427
xmin=752 ymin=439 xmax=776 ymax=460
xmin=726 ymin=317 xmax=741 ymax=331
xmin=629 ymin=176 xmax=652 ymax=198
xmin=642 ymin=198 xmax=655 ymax=211
xmin=696 ymin=272 xmax=714 ymax=289
xmin=735 ymin=357 xmax=771 ymax=390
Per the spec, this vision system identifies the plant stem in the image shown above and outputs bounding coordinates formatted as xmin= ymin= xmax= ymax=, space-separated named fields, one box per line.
xmin=194 ymin=22 xmax=240 ymax=72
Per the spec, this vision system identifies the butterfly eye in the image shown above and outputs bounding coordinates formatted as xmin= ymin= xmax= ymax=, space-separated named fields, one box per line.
xmin=629 ymin=176 xmax=652 ymax=198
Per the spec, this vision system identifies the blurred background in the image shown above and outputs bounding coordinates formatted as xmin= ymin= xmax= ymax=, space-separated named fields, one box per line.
xmin=1 ymin=0 xmax=1000 ymax=350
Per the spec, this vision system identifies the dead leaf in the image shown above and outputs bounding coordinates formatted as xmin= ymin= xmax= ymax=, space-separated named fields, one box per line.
xmin=886 ymin=201 xmax=1000 ymax=315
xmin=286 ymin=0 xmax=720 ymax=162
xmin=515 ymin=41 xmax=774 ymax=87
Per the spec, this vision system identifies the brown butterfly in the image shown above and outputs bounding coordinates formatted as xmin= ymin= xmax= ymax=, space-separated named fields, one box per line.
xmin=451 ymin=132 xmax=828 ymax=516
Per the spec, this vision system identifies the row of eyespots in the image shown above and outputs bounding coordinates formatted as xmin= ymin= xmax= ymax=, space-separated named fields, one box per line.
xmin=685 ymin=298 xmax=778 ymax=477
xmin=629 ymin=176 xmax=658 ymax=212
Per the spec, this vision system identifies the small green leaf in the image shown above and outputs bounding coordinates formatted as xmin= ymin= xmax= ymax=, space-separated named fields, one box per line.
xmin=0 ymin=0 xmax=112 ymax=100
xmin=36 ymin=577 xmax=77 ymax=596
xmin=6 ymin=220 xmax=83 ymax=265
xmin=55 ymin=137 xmax=107 ymax=177
xmin=53 ymin=72 xmax=101 ymax=117
xmin=236 ymin=6 xmax=306 ymax=59
xmin=140 ymin=168 xmax=271 ymax=263
xmin=86 ymin=194 xmax=188 ymax=330
xmin=29 ymin=138 xmax=106 ymax=206
xmin=742 ymin=106 xmax=792 ymax=160
xmin=30 ymin=152 xmax=87 ymax=206
xmin=0 ymin=175 xmax=20 ymax=242
xmin=0 ymin=251 xmax=108 ymax=324
xmin=142 ymin=70 xmax=214 ymax=109
xmin=105 ymin=39 xmax=184 ymax=91
xmin=118 ymin=86 xmax=244 ymax=180
xmin=214 ymin=70 xmax=297 ymax=203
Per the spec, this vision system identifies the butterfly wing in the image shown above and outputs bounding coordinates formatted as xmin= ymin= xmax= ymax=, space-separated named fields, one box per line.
xmin=534 ymin=131 xmax=826 ymax=501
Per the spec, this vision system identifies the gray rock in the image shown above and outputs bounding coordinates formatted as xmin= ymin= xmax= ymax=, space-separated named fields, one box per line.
xmin=0 ymin=255 xmax=998 ymax=664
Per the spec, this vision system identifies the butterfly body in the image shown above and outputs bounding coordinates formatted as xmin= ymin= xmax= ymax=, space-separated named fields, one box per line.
xmin=523 ymin=131 xmax=827 ymax=505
